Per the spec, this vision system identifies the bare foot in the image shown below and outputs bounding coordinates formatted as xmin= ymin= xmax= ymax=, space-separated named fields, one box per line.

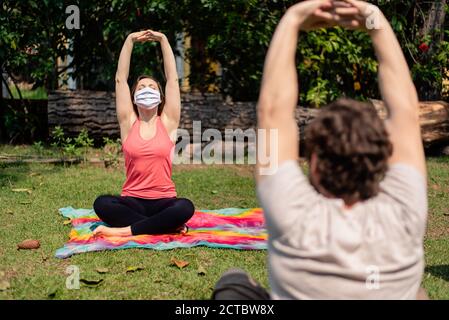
xmin=93 ymin=225 xmax=132 ymax=237
xmin=176 ymin=224 xmax=189 ymax=235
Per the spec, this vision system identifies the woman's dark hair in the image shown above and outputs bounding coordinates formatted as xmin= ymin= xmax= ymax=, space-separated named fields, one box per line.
xmin=305 ymin=98 xmax=393 ymax=203
xmin=130 ymin=75 xmax=165 ymax=117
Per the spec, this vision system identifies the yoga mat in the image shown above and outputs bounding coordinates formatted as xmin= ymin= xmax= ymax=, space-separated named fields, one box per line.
xmin=55 ymin=207 xmax=267 ymax=258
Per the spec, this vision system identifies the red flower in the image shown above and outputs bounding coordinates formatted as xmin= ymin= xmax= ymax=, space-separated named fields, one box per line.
xmin=419 ymin=43 xmax=429 ymax=53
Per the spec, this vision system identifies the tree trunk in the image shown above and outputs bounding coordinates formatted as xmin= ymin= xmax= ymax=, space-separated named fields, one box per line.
xmin=370 ymin=99 xmax=449 ymax=148
xmin=420 ymin=0 xmax=447 ymax=100
xmin=422 ymin=0 xmax=447 ymax=39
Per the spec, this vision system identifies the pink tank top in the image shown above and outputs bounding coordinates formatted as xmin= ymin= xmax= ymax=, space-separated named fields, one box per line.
xmin=121 ymin=116 xmax=177 ymax=199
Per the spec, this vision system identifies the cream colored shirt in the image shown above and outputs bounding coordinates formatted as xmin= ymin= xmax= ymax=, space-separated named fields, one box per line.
xmin=257 ymin=160 xmax=427 ymax=299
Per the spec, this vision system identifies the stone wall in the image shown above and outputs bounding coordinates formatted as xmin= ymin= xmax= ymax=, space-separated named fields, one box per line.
xmin=48 ymin=90 xmax=448 ymax=148
xmin=47 ymin=90 xmax=318 ymax=140
xmin=48 ymin=91 xmax=118 ymax=138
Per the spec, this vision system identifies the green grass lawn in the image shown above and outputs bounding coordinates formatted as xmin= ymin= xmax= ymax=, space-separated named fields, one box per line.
xmin=0 ymin=143 xmax=107 ymax=159
xmin=0 ymin=156 xmax=448 ymax=299
xmin=8 ymin=86 xmax=48 ymax=100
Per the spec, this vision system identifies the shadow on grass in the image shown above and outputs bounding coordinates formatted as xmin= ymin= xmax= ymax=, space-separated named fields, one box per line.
xmin=0 ymin=162 xmax=31 ymax=187
xmin=425 ymin=265 xmax=449 ymax=282
xmin=0 ymin=161 xmax=65 ymax=187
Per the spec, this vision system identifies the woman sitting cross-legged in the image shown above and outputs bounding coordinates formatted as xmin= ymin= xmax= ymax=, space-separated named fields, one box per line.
xmin=93 ymin=29 xmax=194 ymax=237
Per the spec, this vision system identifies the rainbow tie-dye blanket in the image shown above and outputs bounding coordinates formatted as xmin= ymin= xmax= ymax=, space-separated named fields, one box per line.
xmin=55 ymin=207 xmax=267 ymax=258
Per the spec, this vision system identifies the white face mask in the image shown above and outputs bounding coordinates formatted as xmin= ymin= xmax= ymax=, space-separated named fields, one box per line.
xmin=134 ymin=87 xmax=161 ymax=110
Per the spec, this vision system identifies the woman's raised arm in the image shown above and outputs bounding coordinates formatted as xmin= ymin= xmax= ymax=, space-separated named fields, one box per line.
xmin=115 ymin=31 xmax=152 ymax=139
xmin=147 ymin=31 xmax=181 ymax=135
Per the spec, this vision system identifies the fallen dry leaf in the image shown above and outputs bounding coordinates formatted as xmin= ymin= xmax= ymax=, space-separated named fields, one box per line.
xmin=80 ymin=278 xmax=104 ymax=287
xmin=0 ymin=280 xmax=10 ymax=291
xmin=17 ymin=239 xmax=40 ymax=250
xmin=63 ymin=220 xmax=72 ymax=225
xmin=96 ymin=267 xmax=109 ymax=274
xmin=5 ymin=210 xmax=14 ymax=215
xmin=171 ymin=258 xmax=189 ymax=269
xmin=197 ymin=266 xmax=207 ymax=276
xmin=29 ymin=172 xmax=41 ymax=177
xmin=12 ymin=188 xmax=32 ymax=194
xmin=126 ymin=266 xmax=144 ymax=273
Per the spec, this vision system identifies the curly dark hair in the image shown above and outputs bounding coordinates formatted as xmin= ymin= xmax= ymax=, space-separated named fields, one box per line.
xmin=305 ymin=98 xmax=393 ymax=203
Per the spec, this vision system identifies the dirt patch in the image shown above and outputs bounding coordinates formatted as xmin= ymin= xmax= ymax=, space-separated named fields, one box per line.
xmin=425 ymin=208 xmax=449 ymax=240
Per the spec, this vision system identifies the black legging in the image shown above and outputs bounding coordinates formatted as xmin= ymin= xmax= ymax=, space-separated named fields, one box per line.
xmin=93 ymin=195 xmax=195 ymax=235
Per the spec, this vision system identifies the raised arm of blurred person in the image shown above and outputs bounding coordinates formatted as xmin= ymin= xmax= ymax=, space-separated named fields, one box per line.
xmin=256 ymin=0 xmax=337 ymax=181
xmin=342 ymin=0 xmax=426 ymax=177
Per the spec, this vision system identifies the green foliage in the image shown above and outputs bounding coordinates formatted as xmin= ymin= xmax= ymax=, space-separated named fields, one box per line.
xmin=297 ymin=28 xmax=378 ymax=106
xmin=1 ymin=0 xmax=448 ymax=104
xmin=32 ymin=141 xmax=45 ymax=156
xmin=63 ymin=141 xmax=81 ymax=158
xmin=8 ymin=87 xmax=48 ymax=100
xmin=75 ymin=129 xmax=94 ymax=162
xmin=2 ymin=101 xmax=42 ymax=144
xmin=178 ymin=0 xmax=287 ymax=100
xmin=1 ymin=1 xmax=69 ymax=90
xmin=50 ymin=126 xmax=93 ymax=161
xmin=382 ymin=0 xmax=449 ymax=100
xmin=70 ymin=0 xmax=182 ymax=90
xmin=50 ymin=126 xmax=66 ymax=149
xmin=183 ymin=0 xmax=448 ymax=104
xmin=102 ymin=137 xmax=122 ymax=168
xmin=1 ymin=0 xmax=181 ymax=91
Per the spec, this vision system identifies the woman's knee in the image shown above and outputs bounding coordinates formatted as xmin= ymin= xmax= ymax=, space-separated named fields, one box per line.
xmin=93 ymin=195 xmax=114 ymax=217
xmin=176 ymin=198 xmax=195 ymax=219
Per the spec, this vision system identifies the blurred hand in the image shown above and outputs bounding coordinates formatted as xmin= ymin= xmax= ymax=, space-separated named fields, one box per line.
xmin=287 ymin=0 xmax=384 ymax=31
xmin=287 ymin=0 xmax=336 ymax=31
xmin=331 ymin=0 xmax=384 ymax=31
xmin=146 ymin=30 xmax=166 ymax=42
xmin=129 ymin=30 xmax=151 ymax=43
xmin=129 ymin=30 xmax=166 ymax=43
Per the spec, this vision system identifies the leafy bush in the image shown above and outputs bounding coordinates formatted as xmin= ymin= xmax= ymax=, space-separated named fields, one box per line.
xmin=50 ymin=126 xmax=93 ymax=161
xmin=297 ymin=28 xmax=378 ymax=106
xmin=32 ymin=141 xmax=44 ymax=156
xmin=75 ymin=129 xmax=94 ymax=162
xmin=102 ymin=137 xmax=122 ymax=168
xmin=2 ymin=101 xmax=42 ymax=144
xmin=185 ymin=0 xmax=448 ymax=104
xmin=1 ymin=0 xmax=448 ymax=105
